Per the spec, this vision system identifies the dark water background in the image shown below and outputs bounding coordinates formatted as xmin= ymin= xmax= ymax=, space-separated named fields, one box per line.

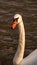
xmin=0 ymin=0 xmax=37 ymax=65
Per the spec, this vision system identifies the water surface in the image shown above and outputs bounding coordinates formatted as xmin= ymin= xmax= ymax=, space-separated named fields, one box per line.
xmin=0 ymin=0 xmax=37 ymax=65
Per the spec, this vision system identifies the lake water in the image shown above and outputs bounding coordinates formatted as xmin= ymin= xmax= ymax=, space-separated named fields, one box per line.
xmin=0 ymin=0 xmax=37 ymax=65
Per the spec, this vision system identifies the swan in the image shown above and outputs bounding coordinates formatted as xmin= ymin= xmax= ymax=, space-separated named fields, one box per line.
xmin=11 ymin=14 xmax=37 ymax=65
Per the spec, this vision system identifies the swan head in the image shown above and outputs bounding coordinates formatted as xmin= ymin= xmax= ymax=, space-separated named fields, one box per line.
xmin=11 ymin=14 xmax=22 ymax=29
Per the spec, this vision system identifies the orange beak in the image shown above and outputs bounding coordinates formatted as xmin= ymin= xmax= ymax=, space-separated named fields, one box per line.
xmin=11 ymin=20 xmax=18 ymax=29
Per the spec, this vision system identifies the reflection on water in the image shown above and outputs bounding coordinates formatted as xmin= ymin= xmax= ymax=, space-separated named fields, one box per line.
xmin=0 ymin=0 xmax=37 ymax=65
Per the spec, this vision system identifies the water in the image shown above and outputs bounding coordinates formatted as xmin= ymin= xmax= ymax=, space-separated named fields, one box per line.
xmin=0 ymin=0 xmax=37 ymax=65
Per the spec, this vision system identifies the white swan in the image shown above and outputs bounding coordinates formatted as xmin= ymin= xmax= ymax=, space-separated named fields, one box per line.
xmin=11 ymin=14 xmax=37 ymax=65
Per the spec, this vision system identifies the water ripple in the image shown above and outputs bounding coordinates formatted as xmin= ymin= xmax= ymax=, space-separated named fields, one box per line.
xmin=0 ymin=1 xmax=24 ymax=7
xmin=0 ymin=29 xmax=7 ymax=33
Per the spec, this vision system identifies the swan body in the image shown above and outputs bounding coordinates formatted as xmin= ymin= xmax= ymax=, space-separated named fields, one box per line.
xmin=19 ymin=49 xmax=37 ymax=65
xmin=11 ymin=14 xmax=37 ymax=65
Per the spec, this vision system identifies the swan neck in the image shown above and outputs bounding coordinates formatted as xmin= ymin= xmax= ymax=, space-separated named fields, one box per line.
xmin=13 ymin=20 xmax=25 ymax=65
xmin=19 ymin=21 xmax=25 ymax=49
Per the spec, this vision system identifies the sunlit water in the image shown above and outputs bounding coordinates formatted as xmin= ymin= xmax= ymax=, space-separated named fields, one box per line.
xmin=0 ymin=0 xmax=37 ymax=65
